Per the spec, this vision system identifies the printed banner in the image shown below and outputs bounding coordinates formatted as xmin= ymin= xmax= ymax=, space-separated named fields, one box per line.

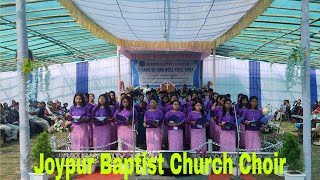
xmin=132 ymin=60 xmax=201 ymax=88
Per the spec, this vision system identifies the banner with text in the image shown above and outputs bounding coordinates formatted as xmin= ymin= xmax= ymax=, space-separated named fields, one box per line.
xmin=131 ymin=60 xmax=201 ymax=88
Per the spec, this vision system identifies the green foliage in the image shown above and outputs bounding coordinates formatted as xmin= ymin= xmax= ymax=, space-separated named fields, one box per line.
xmin=30 ymin=132 xmax=53 ymax=165
xmin=279 ymin=134 xmax=304 ymax=171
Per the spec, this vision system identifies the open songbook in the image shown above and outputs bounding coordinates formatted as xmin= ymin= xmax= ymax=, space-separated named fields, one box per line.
xmin=116 ymin=114 xmax=133 ymax=122
xmin=168 ymin=115 xmax=185 ymax=124
xmin=72 ymin=116 xmax=81 ymax=122
xmin=223 ymin=122 xmax=237 ymax=130
xmin=195 ymin=118 xmax=209 ymax=129
xmin=238 ymin=115 xmax=273 ymax=126
xmin=146 ymin=119 xmax=161 ymax=125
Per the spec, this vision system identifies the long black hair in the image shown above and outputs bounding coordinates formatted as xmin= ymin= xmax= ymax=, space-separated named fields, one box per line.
xmin=237 ymin=93 xmax=243 ymax=103
xmin=219 ymin=95 xmax=226 ymax=106
xmin=222 ymin=99 xmax=234 ymax=116
xmin=109 ymin=91 xmax=117 ymax=106
xmin=161 ymin=95 xmax=169 ymax=106
xmin=92 ymin=94 xmax=111 ymax=118
xmin=248 ymin=96 xmax=259 ymax=110
xmin=119 ymin=96 xmax=133 ymax=112
xmin=192 ymin=99 xmax=206 ymax=118
xmin=73 ymin=93 xmax=86 ymax=107
xmin=238 ymin=95 xmax=249 ymax=109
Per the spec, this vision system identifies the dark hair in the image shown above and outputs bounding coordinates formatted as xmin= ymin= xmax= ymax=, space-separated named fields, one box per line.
xmin=146 ymin=91 xmax=151 ymax=95
xmin=226 ymin=94 xmax=231 ymax=98
xmin=149 ymin=97 xmax=158 ymax=103
xmin=192 ymin=100 xmax=206 ymax=118
xmin=170 ymin=95 xmax=178 ymax=103
xmin=248 ymin=96 xmax=259 ymax=110
xmin=237 ymin=93 xmax=243 ymax=104
xmin=161 ymin=95 xmax=169 ymax=106
xmin=93 ymin=94 xmax=111 ymax=118
xmin=219 ymin=95 xmax=226 ymax=106
xmin=73 ymin=93 xmax=86 ymax=107
xmin=171 ymin=100 xmax=181 ymax=107
xmin=89 ymin=93 xmax=95 ymax=98
xmin=222 ymin=99 xmax=234 ymax=116
xmin=238 ymin=95 xmax=249 ymax=108
xmin=119 ymin=96 xmax=132 ymax=111
xmin=108 ymin=91 xmax=117 ymax=106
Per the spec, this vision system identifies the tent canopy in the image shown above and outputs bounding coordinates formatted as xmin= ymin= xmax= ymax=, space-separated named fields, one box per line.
xmin=0 ymin=0 xmax=117 ymax=72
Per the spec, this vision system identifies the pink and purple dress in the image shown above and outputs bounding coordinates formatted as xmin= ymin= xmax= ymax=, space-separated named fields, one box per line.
xmin=86 ymin=103 xmax=96 ymax=147
xmin=114 ymin=108 xmax=138 ymax=150
xmin=164 ymin=111 xmax=185 ymax=150
xmin=92 ymin=106 xmax=112 ymax=150
xmin=109 ymin=104 xmax=118 ymax=148
xmin=242 ymin=109 xmax=263 ymax=152
xmin=212 ymin=106 xmax=222 ymax=143
xmin=218 ymin=111 xmax=236 ymax=152
xmin=187 ymin=111 xmax=207 ymax=151
xmin=237 ymin=106 xmax=248 ymax=148
xmin=144 ymin=109 xmax=164 ymax=150
xmin=70 ymin=106 xmax=90 ymax=150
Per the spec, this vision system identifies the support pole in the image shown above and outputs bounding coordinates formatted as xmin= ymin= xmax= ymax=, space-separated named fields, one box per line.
xmin=16 ymin=0 xmax=30 ymax=179
xmin=211 ymin=49 xmax=216 ymax=91
xmin=301 ymin=0 xmax=311 ymax=179
xmin=117 ymin=46 xmax=121 ymax=101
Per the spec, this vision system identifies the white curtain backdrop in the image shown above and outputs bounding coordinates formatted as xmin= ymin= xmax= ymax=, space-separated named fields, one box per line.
xmin=88 ymin=56 xmax=131 ymax=98
xmin=203 ymin=55 xmax=250 ymax=103
xmin=0 ymin=71 xmax=18 ymax=103
xmin=1 ymin=55 xmax=319 ymax=108
xmin=37 ymin=62 xmax=77 ymax=104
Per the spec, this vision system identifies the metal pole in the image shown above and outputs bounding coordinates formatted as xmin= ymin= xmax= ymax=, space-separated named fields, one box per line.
xmin=16 ymin=0 xmax=30 ymax=179
xmin=212 ymin=49 xmax=216 ymax=91
xmin=301 ymin=0 xmax=311 ymax=179
xmin=117 ymin=46 xmax=121 ymax=101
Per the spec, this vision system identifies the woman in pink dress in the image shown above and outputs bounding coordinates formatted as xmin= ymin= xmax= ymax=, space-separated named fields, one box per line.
xmin=143 ymin=98 xmax=164 ymax=150
xmin=187 ymin=99 xmax=209 ymax=151
xmin=66 ymin=93 xmax=90 ymax=150
xmin=218 ymin=99 xmax=236 ymax=152
xmin=114 ymin=96 xmax=138 ymax=150
xmin=92 ymin=94 xmax=113 ymax=150
xmin=109 ymin=91 xmax=120 ymax=148
xmin=242 ymin=96 xmax=263 ymax=152
xmin=164 ymin=100 xmax=185 ymax=150
xmin=237 ymin=95 xmax=249 ymax=148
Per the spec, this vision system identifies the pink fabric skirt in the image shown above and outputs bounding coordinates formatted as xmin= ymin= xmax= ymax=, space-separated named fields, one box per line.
xmin=110 ymin=122 xmax=118 ymax=149
xmin=161 ymin=124 xmax=168 ymax=145
xmin=219 ymin=130 xmax=236 ymax=152
xmin=214 ymin=123 xmax=221 ymax=144
xmin=240 ymin=124 xmax=246 ymax=148
xmin=185 ymin=124 xmax=191 ymax=145
xmin=146 ymin=127 xmax=162 ymax=150
xmin=93 ymin=123 xmax=111 ymax=150
xmin=71 ymin=123 xmax=89 ymax=150
xmin=190 ymin=128 xmax=207 ymax=151
xmin=245 ymin=130 xmax=261 ymax=152
xmin=87 ymin=121 xmax=93 ymax=147
xmin=168 ymin=129 xmax=183 ymax=150
xmin=210 ymin=117 xmax=216 ymax=141
xmin=118 ymin=125 xmax=136 ymax=150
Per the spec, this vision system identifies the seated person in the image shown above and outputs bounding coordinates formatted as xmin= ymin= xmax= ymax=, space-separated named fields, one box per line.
xmin=0 ymin=104 xmax=19 ymax=141
xmin=29 ymin=103 xmax=50 ymax=131
xmin=312 ymin=106 xmax=320 ymax=114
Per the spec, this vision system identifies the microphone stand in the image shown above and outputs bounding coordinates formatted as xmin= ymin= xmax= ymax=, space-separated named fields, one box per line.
xmin=232 ymin=103 xmax=242 ymax=180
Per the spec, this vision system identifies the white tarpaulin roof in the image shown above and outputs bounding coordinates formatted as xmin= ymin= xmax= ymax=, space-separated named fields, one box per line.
xmin=59 ymin=0 xmax=272 ymax=49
